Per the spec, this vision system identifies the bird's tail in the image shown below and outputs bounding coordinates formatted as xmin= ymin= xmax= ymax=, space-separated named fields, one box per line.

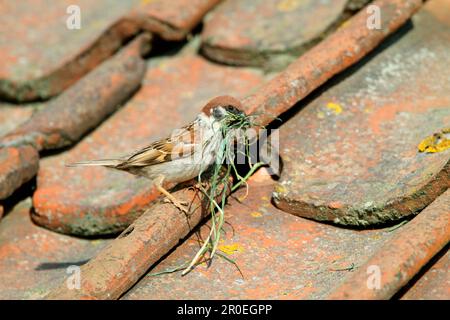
xmin=65 ymin=159 xmax=121 ymax=168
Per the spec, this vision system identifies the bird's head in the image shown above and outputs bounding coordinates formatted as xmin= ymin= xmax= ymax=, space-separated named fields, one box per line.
xmin=202 ymin=96 xmax=251 ymax=129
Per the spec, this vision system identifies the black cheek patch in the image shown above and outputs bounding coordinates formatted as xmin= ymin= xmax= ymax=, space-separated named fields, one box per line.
xmin=213 ymin=108 xmax=224 ymax=120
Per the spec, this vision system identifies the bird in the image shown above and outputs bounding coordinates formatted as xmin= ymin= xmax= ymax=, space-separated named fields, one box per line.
xmin=67 ymin=96 xmax=250 ymax=213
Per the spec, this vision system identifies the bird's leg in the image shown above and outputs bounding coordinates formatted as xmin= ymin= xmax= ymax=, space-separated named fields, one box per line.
xmin=189 ymin=180 xmax=209 ymax=192
xmin=154 ymin=175 xmax=189 ymax=213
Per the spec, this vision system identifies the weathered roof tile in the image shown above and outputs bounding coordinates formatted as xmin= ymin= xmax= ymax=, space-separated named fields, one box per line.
xmin=0 ymin=199 xmax=110 ymax=299
xmin=202 ymin=0 xmax=359 ymax=69
xmin=272 ymin=0 xmax=450 ymax=225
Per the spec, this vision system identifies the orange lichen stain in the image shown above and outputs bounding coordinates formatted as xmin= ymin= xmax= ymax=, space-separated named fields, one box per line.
xmin=244 ymin=283 xmax=283 ymax=299
xmin=113 ymin=187 xmax=160 ymax=216
xmin=36 ymin=238 xmax=59 ymax=253
xmin=368 ymin=99 xmax=450 ymax=135
xmin=0 ymin=244 xmax=21 ymax=260
xmin=328 ymin=254 xmax=344 ymax=262
xmin=250 ymin=211 xmax=263 ymax=218
xmin=369 ymin=105 xmax=402 ymax=134
xmin=286 ymin=232 xmax=318 ymax=247
xmin=33 ymin=187 xmax=79 ymax=215
xmin=418 ymin=128 xmax=450 ymax=153
xmin=0 ymin=147 xmax=22 ymax=170
xmin=8 ymin=147 xmax=20 ymax=158
xmin=108 ymin=73 xmax=124 ymax=88
xmin=328 ymin=201 xmax=344 ymax=209
xmin=259 ymin=234 xmax=286 ymax=249
xmin=218 ymin=243 xmax=244 ymax=255
xmin=277 ymin=0 xmax=301 ymax=12
xmin=326 ymin=102 xmax=343 ymax=115
xmin=240 ymin=227 xmax=264 ymax=238
xmin=286 ymin=221 xmax=320 ymax=234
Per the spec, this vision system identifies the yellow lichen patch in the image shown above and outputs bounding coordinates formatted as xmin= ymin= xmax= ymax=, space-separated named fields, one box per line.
xmin=370 ymin=234 xmax=382 ymax=240
xmin=90 ymin=240 xmax=103 ymax=246
xmin=326 ymin=102 xmax=343 ymax=114
xmin=338 ymin=19 xmax=351 ymax=30
xmin=277 ymin=0 xmax=301 ymax=12
xmin=274 ymin=184 xmax=287 ymax=194
xmin=317 ymin=111 xmax=325 ymax=119
xmin=251 ymin=211 xmax=263 ymax=218
xmin=418 ymin=135 xmax=437 ymax=152
xmin=218 ymin=243 xmax=244 ymax=255
xmin=140 ymin=0 xmax=154 ymax=5
xmin=436 ymin=139 xmax=450 ymax=151
xmin=418 ymin=128 xmax=450 ymax=153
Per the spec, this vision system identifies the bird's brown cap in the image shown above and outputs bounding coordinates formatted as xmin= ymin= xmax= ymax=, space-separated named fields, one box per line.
xmin=201 ymin=95 xmax=243 ymax=116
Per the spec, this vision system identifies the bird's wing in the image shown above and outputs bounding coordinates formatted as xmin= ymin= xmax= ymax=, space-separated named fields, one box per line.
xmin=116 ymin=121 xmax=200 ymax=169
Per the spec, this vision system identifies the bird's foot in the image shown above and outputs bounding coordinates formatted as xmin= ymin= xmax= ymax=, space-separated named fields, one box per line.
xmin=163 ymin=197 xmax=190 ymax=214
xmin=189 ymin=181 xmax=209 ymax=192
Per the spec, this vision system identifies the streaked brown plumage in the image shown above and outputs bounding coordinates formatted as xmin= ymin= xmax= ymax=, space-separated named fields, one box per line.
xmin=67 ymin=96 xmax=245 ymax=212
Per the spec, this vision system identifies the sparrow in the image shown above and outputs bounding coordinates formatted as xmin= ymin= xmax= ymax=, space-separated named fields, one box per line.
xmin=67 ymin=96 xmax=250 ymax=213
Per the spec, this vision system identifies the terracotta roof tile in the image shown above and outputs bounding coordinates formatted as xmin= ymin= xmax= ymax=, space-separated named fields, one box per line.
xmin=0 ymin=0 xmax=448 ymax=300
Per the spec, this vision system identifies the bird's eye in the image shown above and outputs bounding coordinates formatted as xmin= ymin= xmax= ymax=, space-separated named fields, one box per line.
xmin=225 ymin=106 xmax=236 ymax=113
